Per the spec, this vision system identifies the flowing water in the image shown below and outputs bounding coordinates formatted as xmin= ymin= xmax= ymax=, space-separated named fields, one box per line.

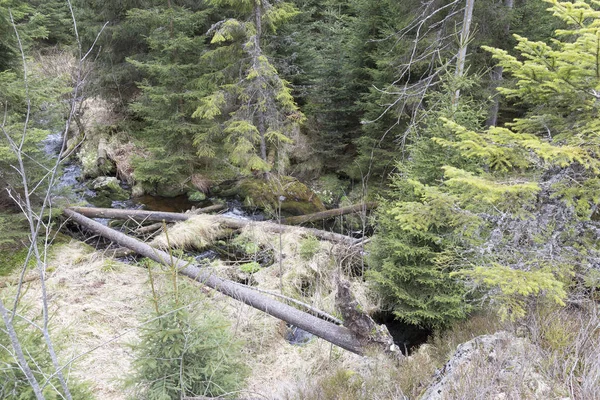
xmin=44 ymin=131 xmax=313 ymax=345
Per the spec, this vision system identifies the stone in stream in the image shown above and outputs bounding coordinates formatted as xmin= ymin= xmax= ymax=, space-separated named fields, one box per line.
xmin=88 ymin=177 xmax=129 ymax=207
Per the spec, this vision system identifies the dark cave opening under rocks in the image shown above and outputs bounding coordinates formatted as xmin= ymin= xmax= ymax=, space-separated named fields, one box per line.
xmin=372 ymin=312 xmax=432 ymax=355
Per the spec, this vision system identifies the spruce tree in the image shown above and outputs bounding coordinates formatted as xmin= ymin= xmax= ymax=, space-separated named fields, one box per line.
xmin=370 ymin=0 xmax=600 ymax=325
xmin=193 ymin=0 xmax=304 ymax=175
xmin=125 ymin=4 xmax=212 ymax=188
xmin=367 ymin=75 xmax=485 ymax=329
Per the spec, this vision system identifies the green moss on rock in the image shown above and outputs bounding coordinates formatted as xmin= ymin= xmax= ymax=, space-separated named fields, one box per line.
xmin=88 ymin=176 xmax=129 ymax=207
xmin=235 ymin=176 xmax=325 ymax=216
xmin=188 ymin=190 xmax=207 ymax=202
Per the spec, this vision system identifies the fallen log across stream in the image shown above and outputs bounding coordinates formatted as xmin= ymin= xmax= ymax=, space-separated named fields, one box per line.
xmin=68 ymin=206 xmax=362 ymax=245
xmin=277 ymin=202 xmax=377 ymax=225
xmin=64 ymin=208 xmax=372 ymax=354
xmin=67 ymin=204 xmax=225 ymax=222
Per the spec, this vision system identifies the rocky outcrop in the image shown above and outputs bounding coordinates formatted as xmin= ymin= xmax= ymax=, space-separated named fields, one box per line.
xmin=421 ymin=331 xmax=560 ymax=400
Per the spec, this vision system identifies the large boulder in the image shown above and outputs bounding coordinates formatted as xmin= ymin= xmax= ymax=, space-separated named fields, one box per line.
xmin=232 ymin=176 xmax=326 ymax=216
xmin=421 ymin=331 xmax=562 ymax=400
xmin=88 ymin=176 xmax=129 ymax=207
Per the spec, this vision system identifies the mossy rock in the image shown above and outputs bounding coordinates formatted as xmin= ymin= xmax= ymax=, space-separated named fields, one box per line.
xmin=87 ymin=176 xmax=129 ymax=207
xmin=155 ymin=181 xmax=186 ymax=197
xmin=235 ymin=176 xmax=326 ymax=216
xmin=188 ymin=190 xmax=207 ymax=202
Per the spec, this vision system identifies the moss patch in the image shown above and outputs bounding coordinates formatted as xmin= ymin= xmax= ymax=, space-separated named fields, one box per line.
xmin=0 ymin=246 xmax=34 ymax=276
xmin=235 ymin=176 xmax=325 ymax=216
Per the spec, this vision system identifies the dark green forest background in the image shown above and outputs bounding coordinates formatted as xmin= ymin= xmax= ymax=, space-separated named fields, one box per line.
xmin=2 ymin=0 xmax=600 ymax=335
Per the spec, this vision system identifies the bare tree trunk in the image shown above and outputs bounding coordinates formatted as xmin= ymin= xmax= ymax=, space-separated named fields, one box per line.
xmin=66 ymin=203 xmax=225 ymax=222
xmin=453 ymin=0 xmax=476 ymax=106
xmin=63 ymin=208 xmax=369 ymax=355
xmin=67 ymin=206 xmax=362 ymax=245
xmin=0 ymin=298 xmax=44 ymax=400
xmin=486 ymin=0 xmax=513 ymax=127
xmin=486 ymin=66 xmax=503 ymax=127
xmin=0 ymin=3 xmax=107 ymax=397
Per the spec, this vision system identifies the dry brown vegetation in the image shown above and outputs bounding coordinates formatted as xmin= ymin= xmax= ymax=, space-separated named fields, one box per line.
xmin=2 ymin=222 xmax=598 ymax=399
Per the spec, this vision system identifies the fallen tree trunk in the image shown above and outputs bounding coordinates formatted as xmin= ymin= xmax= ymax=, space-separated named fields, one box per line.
xmin=63 ymin=208 xmax=366 ymax=354
xmin=212 ymin=217 xmax=360 ymax=245
xmin=134 ymin=222 xmax=164 ymax=235
xmin=68 ymin=204 xmax=226 ymax=223
xmin=278 ymin=202 xmax=377 ymax=225
xmin=68 ymin=206 xmax=361 ymax=245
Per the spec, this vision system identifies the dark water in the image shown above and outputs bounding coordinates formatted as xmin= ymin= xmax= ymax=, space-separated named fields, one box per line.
xmin=372 ymin=312 xmax=432 ymax=355
xmin=131 ymin=194 xmax=211 ymax=213
xmin=285 ymin=324 xmax=314 ymax=345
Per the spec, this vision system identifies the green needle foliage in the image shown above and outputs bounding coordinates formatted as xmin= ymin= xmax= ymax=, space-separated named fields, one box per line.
xmin=125 ymin=4 xmax=213 ymax=188
xmin=0 ymin=305 xmax=93 ymax=399
xmin=127 ymin=265 xmax=247 ymax=400
xmin=193 ymin=0 xmax=304 ymax=175
xmin=370 ymin=0 xmax=600 ymax=326
xmin=367 ymin=75 xmax=485 ymax=329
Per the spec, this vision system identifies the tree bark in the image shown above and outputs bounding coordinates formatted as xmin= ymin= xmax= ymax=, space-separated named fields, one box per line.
xmin=486 ymin=0 xmax=514 ymax=127
xmin=453 ymin=0 xmax=476 ymax=106
xmin=63 ymin=208 xmax=367 ymax=354
xmin=67 ymin=204 xmax=225 ymax=222
xmin=67 ymin=206 xmax=362 ymax=245
xmin=278 ymin=202 xmax=377 ymax=225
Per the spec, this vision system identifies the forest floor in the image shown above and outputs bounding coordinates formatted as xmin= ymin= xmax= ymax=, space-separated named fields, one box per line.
xmin=1 ymin=233 xmax=382 ymax=399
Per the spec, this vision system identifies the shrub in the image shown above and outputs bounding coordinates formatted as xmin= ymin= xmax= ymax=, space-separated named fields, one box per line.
xmin=0 ymin=306 xmax=93 ymax=399
xmin=126 ymin=266 xmax=248 ymax=399
xmin=299 ymin=235 xmax=320 ymax=261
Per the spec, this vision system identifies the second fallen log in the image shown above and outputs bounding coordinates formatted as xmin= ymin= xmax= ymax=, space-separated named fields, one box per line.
xmin=278 ymin=202 xmax=377 ymax=225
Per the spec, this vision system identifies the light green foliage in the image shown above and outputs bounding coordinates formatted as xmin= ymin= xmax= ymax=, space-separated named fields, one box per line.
xmin=0 ymin=305 xmax=93 ymax=399
xmin=441 ymin=167 xmax=541 ymax=214
xmin=193 ymin=0 xmax=304 ymax=174
xmin=127 ymin=268 xmax=247 ymax=399
xmin=240 ymin=261 xmax=261 ymax=274
xmin=232 ymin=235 xmax=260 ymax=256
xmin=420 ymin=0 xmax=600 ymax=321
xmin=367 ymin=74 xmax=485 ymax=329
xmin=298 ymin=234 xmax=320 ymax=261
xmin=454 ymin=265 xmax=566 ymax=321
xmin=483 ymin=0 xmax=600 ymax=150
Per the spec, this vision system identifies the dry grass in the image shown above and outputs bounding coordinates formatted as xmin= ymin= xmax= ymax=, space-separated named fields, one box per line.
xmin=151 ymin=215 xmax=224 ymax=250
xmin=5 ymin=221 xmax=596 ymax=399
xmin=0 ymin=240 xmax=150 ymax=399
xmin=524 ymin=302 xmax=600 ymax=400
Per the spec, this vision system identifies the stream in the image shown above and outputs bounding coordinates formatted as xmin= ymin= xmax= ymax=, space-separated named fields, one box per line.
xmin=44 ymin=131 xmax=314 ymax=345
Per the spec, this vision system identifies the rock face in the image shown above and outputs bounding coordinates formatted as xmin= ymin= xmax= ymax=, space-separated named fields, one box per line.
xmin=421 ymin=331 xmax=557 ymax=400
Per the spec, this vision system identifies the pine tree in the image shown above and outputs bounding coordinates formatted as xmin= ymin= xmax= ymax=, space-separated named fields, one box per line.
xmin=193 ymin=0 xmax=304 ymax=175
